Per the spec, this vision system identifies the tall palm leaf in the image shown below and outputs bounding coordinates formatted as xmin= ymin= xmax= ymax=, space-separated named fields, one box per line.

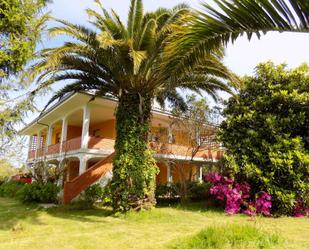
xmin=169 ymin=0 xmax=309 ymax=69
xmin=30 ymin=0 xmax=233 ymax=211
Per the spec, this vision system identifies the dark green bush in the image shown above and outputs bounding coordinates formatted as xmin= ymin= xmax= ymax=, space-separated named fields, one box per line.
xmin=0 ymin=180 xmax=25 ymax=197
xmin=18 ymin=182 xmax=60 ymax=203
xmin=83 ymin=183 xmax=104 ymax=205
xmin=155 ymin=183 xmax=178 ymax=199
xmin=219 ymin=63 xmax=309 ymax=215
xmin=190 ymin=182 xmax=211 ymax=201
xmin=156 ymin=182 xmax=211 ymax=202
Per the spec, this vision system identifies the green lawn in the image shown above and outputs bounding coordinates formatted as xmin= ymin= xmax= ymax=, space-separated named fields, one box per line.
xmin=0 ymin=197 xmax=308 ymax=249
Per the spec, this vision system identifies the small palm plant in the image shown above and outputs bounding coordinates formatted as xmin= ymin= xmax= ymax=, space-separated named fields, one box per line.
xmin=30 ymin=0 xmax=233 ymax=211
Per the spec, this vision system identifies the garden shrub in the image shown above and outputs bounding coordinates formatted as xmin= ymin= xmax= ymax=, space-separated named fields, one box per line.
xmin=155 ymin=183 xmax=178 ymax=199
xmin=156 ymin=182 xmax=211 ymax=202
xmin=0 ymin=180 xmax=25 ymax=197
xmin=189 ymin=182 xmax=211 ymax=201
xmin=219 ymin=62 xmax=309 ymax=215
xmin=18 ymin=182 xmax=59 ymax=203
xmin=205 ymin=172 xmax=272 ymax=216
xmin=83 ymin=183 xmax=104 ymax=206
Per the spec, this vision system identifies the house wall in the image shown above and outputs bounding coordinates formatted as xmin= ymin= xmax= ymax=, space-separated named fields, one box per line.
xmin=156 ymin=162 xmax=167 ymax=184
xmin=67 ymin=125 xmax=82 ymax=140
xmin=150 ymin=126 xmax=191 ymax=146
xmin=89 ymin=119 xmax=116 ymax=138
xmin=52 ymin=127 xmax=61 ymax=144
xmin=172 ymin=163 xmax=198 ymax=182
xmin=155 ymin=162 xmax=199 ymax=185
xmin=67 ymin=161 xmax=80 ymax=181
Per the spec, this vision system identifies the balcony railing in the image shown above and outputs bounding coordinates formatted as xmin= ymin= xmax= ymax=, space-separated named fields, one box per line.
xmin=28 ymin=150 xmax=36 ymax=160
xmin=27 ymin=136 xmax=224 ymax=161
xmin=47 ymin=143 xmax=60 ymax=155
xmin=63 ymin=137 xmax=81 ymax=152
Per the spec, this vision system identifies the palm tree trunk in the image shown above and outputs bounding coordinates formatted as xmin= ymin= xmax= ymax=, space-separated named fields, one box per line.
xmin=111 ymin=92 xmax=158 ymax=211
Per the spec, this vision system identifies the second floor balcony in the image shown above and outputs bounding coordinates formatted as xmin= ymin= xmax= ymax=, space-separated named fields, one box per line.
xmin=23 ymin=93 xmax=224 ymax=163
xmin=28 ymin=135 xmax=224 ymax=162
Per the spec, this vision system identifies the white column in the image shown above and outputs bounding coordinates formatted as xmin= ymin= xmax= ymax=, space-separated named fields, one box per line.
xmin=46 ymin=125 xmax=53 ymax=153
xmin=35 ymin=131 xmax=42 ymax=159
xmin=60 ymin=116 xmax=68 ymax=152
xmin=28 ymin=136 xmax=33 ymax=152
xmin=81 ymin=105 xmax=90 ymax=149
xmin=168 ymin=125 xmax=173 ymax=144
xmin=199 ymin=166 xmax=203 ymax=182
xmin=167 ymin=163 xmax=173 ymax=185
xmin=79 ymin=156 xmax=88 ymax=175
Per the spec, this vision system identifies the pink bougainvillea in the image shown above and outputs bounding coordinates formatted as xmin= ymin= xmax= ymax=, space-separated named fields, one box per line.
xmin=255 ymin=192 xmax=272 ymax=216
xmin=292 ymin=200 xmax=309 ymax=217
xmin=204 ymin=173 xmax=272 ymax=216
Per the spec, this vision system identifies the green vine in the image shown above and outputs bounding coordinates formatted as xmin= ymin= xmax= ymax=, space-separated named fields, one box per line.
xmin=111 ymin=92 xmax=158 ymax=212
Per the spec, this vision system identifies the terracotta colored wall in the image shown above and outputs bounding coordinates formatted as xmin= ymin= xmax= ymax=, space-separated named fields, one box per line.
xmin=67 ymin=161 xmax=80 ymax=181
xmin=150 ymin=126 xmax=191 ymax=146
xmin=150 ymin=127 xmax=168 ymax=143
xmin=52 ymin=127 xmax=61 ymax=144
xmin=172 ymin=163 xmax=198 ymax=183
xmin=67 ymin=125 xmax=82 ymax=140
xmin=90 ymin=119 xmax=116 ymax=138
xmin=173 ymin=130 xmax=190 ymax=146
xmin=156 ymin=162 xmax=167 ymax=184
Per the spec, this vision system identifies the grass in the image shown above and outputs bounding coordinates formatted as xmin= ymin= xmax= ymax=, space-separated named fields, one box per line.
xmin=0 ymin=198 xmax=308 ymax=249
xmin=169 ymin=224 xmax=281 ymax=249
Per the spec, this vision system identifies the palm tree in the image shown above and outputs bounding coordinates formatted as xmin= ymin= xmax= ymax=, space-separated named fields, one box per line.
xmin=30 ymin=0 xmax=233 ymax=211
xmin=168 ymin=0 xmax=309 ymax=68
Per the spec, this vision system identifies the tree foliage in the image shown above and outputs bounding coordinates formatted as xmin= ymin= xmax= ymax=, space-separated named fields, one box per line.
xmin=0 ymin=0 xmax=48 ymax=79
xmin=0 ymin=0 xmax=48 ymax=161
xmin=219 ymin=62 xmax=309 ymax=214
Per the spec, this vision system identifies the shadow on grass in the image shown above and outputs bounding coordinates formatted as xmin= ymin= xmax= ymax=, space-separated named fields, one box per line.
xmin=0 ymin=197 xmax=225 ymax=231
xmin=157 ymin=200 xmax=224 ymax=215
xmin=0 ymin=198 xmax=115 ymax=230
xmin=0 ymin=197 xmax=42 ymax=231
xmin=46 ymin=203 xmax=114 ymax=223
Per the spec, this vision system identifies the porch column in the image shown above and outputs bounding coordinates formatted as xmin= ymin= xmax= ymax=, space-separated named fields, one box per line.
xmin=46 ymin=125 xmax=53 ymax=153
xmin=167 ymin=162 xmax=173 ymax=185
xmin=60 ymin=116 xmax=68 ymax=152
xmin=28 ymin=135 xmax=33 ymax=152
xmin=81 ymin=105 xmax=90 ymax=149
xmin=35 ymin=131 xmax=42 ymax=159
xmin=198 ymin=166 xmax=203 ymax=182
xmin=168 ymin=124 xmax=173 ymax=144
xmin=79 ymin=156 xmax=88 ymax=175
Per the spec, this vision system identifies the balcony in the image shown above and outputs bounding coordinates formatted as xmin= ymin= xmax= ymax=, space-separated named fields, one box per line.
xmin=28 ymin=136 xmax=224 ymax=161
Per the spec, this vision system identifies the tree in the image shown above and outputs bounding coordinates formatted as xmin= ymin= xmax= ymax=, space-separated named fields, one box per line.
xmin=167 ymin=0 xmax=309 ymax=69
xmin=29 ymin=0 xmax=233 ymax=211
xmin=0 ymin=159 xmax=19 ymax=181
xmin=0 ymin=0 xmax=48 ymax=160
xmin=0 ymin=0 xmax=48 ymax=80
xmin=219 ymin=62 xmax=309 ymax=215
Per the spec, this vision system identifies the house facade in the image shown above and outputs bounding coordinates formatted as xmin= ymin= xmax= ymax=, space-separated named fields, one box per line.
xmin=21 ymin=92 xmax=224 ymax=203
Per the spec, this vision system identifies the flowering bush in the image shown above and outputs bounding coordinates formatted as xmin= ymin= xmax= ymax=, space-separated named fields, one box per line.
xmin=292 ymin=200 xmax=309 ymax=217
xmin=205 ymin=173 xmax=272 ymax=216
